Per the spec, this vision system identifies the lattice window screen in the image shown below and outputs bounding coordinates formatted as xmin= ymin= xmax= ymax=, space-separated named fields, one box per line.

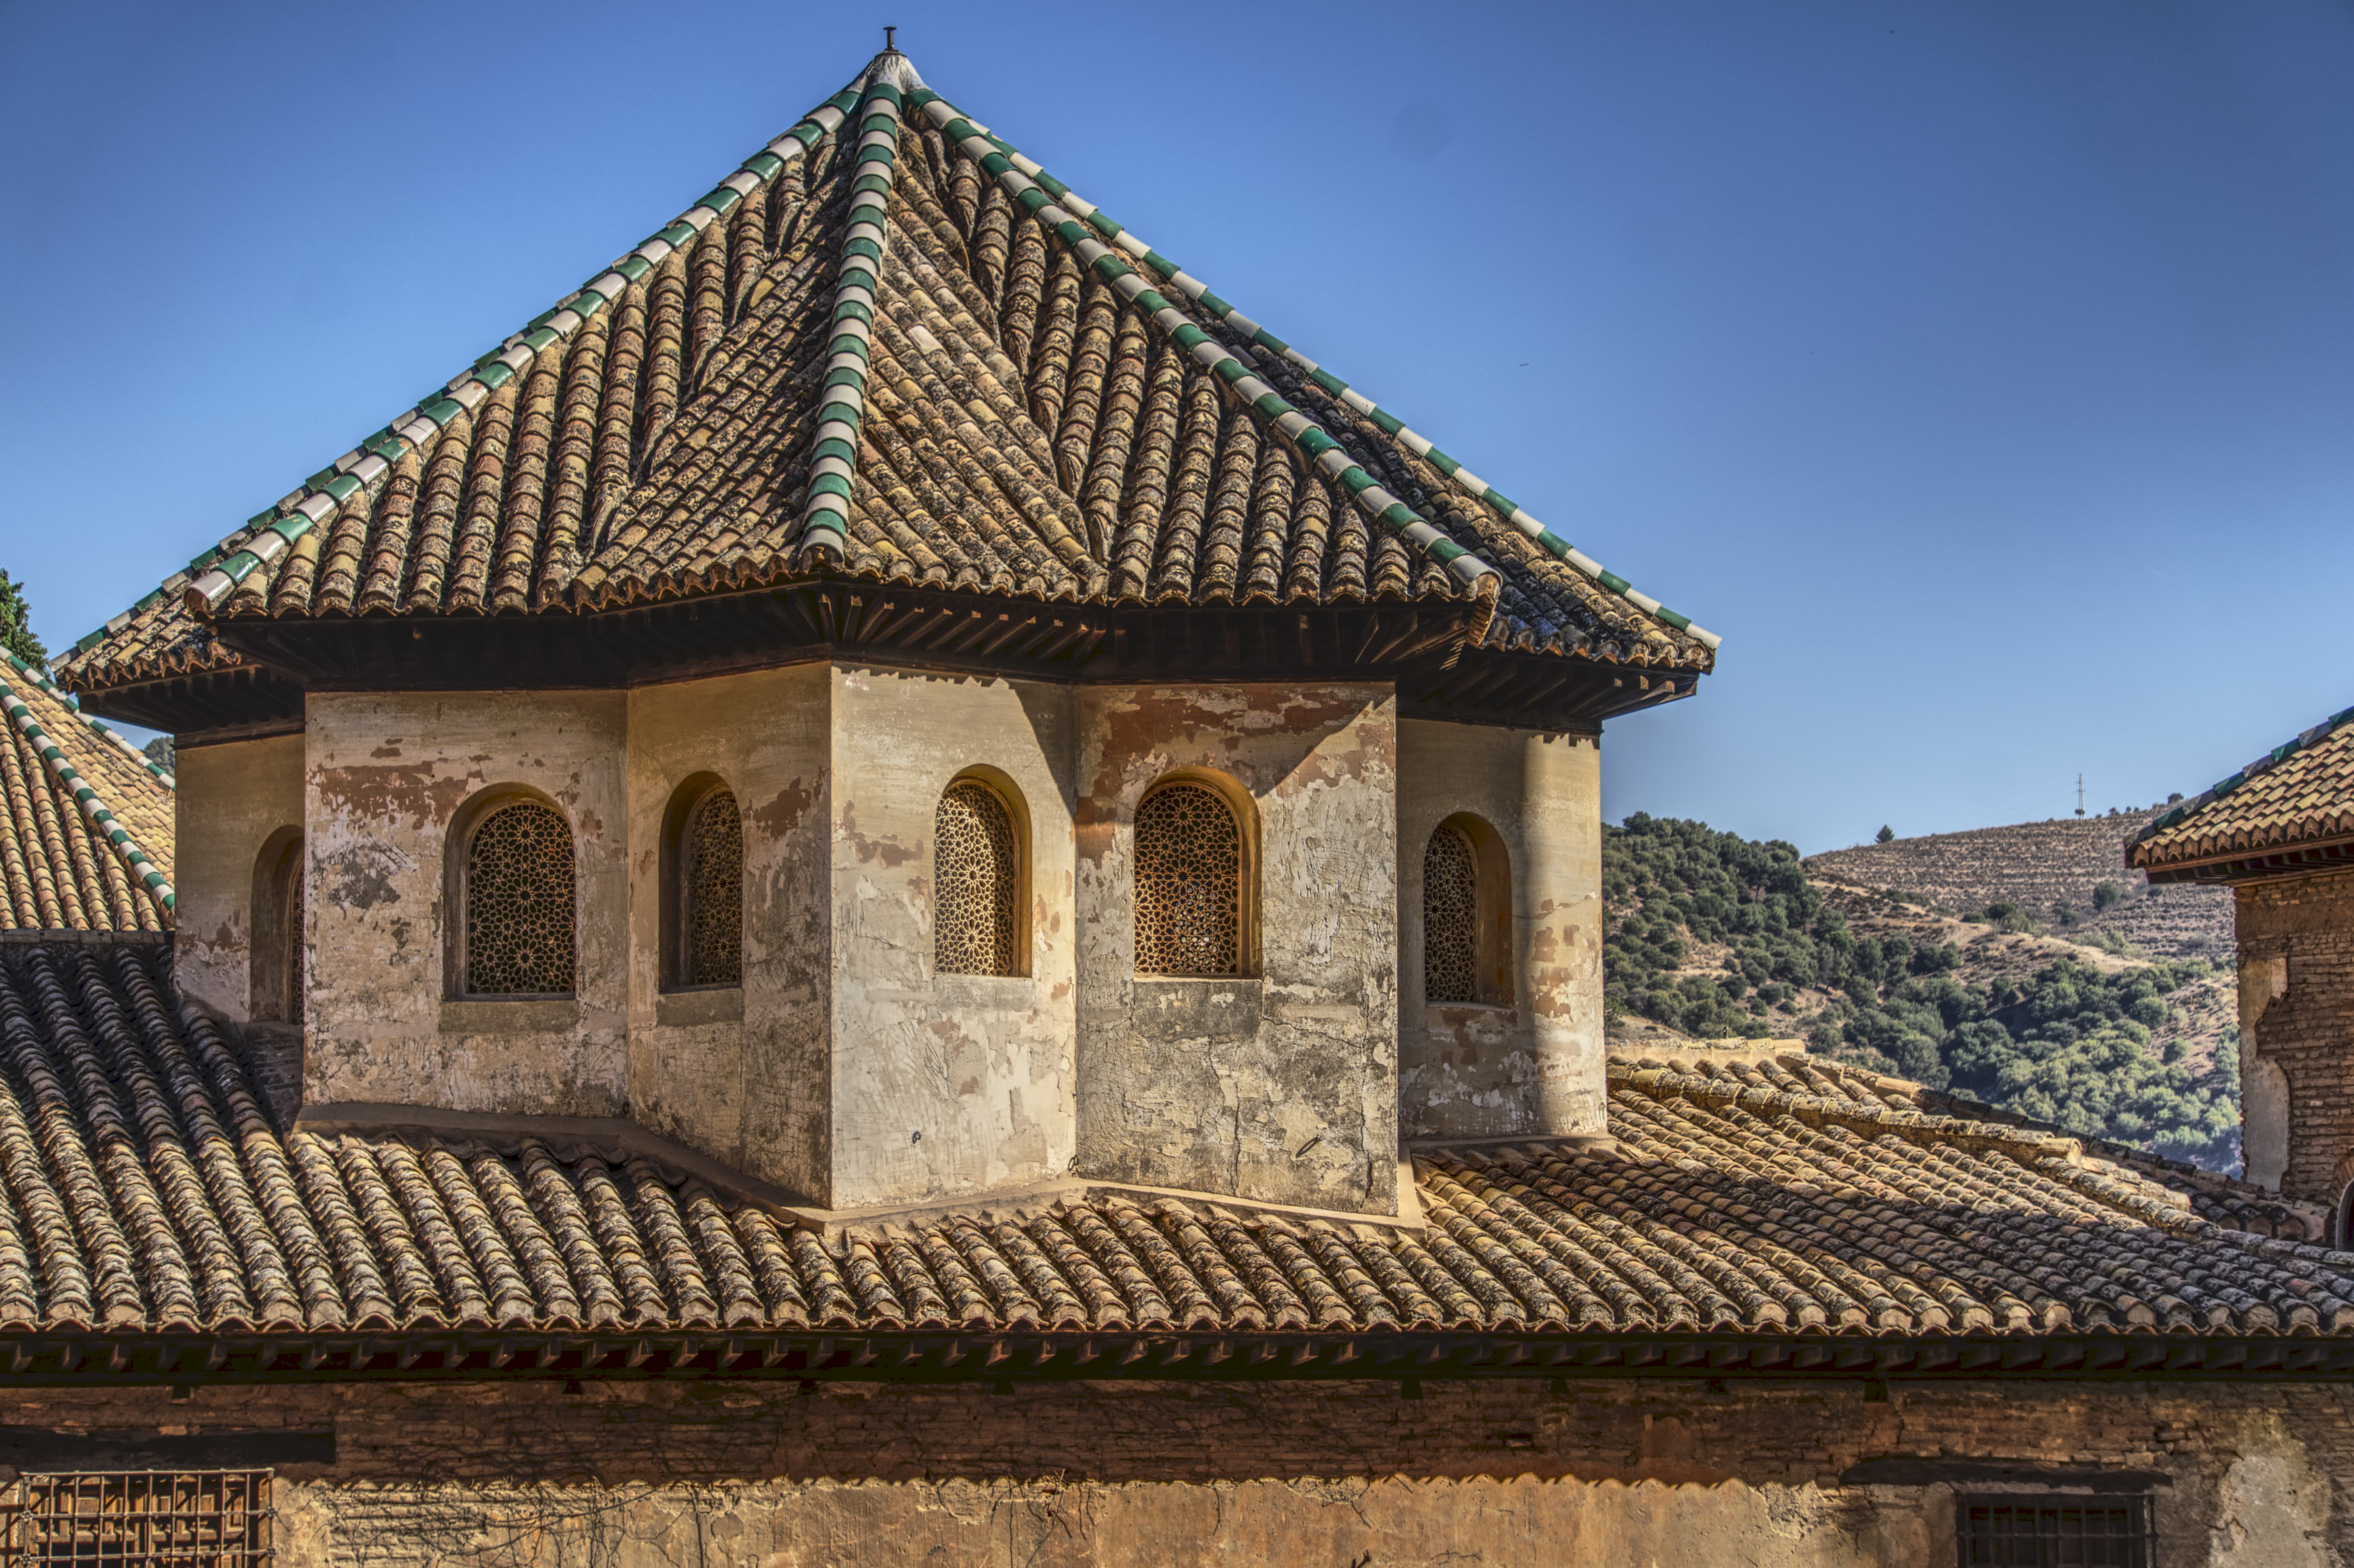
xmin=1134 ymin=783 xmax=1242 ymax=976
xmin=934 ymin=782 xmax=1020 ymax=976
xmin=13 ymin=1470 xmax=273 ymax=1568
xmin=464 ymin=801 xmax=575 ymax=995
xmin=1423 ymin=825 xmax=1479 ymax=1003
xmin=682 ymin=788 xmax=743 ymax=987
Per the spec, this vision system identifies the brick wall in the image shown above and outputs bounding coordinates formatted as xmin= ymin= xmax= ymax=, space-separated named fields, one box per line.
xmin=0 ymin=1376 xmax=2341 ymax=1566
xmin=2237 ymin=867 xmax=2354 ymax=1206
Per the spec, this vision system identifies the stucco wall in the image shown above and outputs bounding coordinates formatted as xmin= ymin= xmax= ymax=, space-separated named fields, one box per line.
xmin=2234 ymin=867 xmax=2354 ymax=1204
xmin=1073 ymin=684 xmax=1400 ymax=1215
xmin=1397 ymin=721 xmax=1605 ymax=1140
xmin=2 ymin=1376 xmax=2340 ymax=1567
xmin=625 ymin=665 xmax=831 ymax=1198
xmin=171 ymin=732 xmax=304 ymax=1025
xmin=304 ymin=692 xmax=629 ymax=1118
xmin=823 ymin=666 xmax=1079 ymax=1210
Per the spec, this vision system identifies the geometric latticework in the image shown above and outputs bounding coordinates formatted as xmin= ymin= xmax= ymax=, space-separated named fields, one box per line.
xmin=934 ymin=781 xmax=1020 ymax=977
xmin=1423 ymin=824 xmax=1479 ymax=1003
xmin=463 ymin=801 xmax=574 ymax=996
xmin=1133 ymin=782 xmax=1242 ymax=976
xmin=15 ymin=1470 xmax=272 ymax=1568
xmin=682 ymin=788 xmax=742 ymax=988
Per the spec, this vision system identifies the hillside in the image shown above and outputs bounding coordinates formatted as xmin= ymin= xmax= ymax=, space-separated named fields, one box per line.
xmin=1602 ymin=815 xmax=2239 ymax=1172
xmin=1805 ymin=808 xmax=2233 ymax=961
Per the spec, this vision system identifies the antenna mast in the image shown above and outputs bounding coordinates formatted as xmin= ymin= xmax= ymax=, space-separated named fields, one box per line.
xmin=2075 ymin=774 xmax=2085 ymax=819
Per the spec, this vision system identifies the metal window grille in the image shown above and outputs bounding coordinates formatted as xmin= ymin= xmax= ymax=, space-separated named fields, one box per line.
xmin=1958 ymin=1495 xmax=2152 ymax=1567
xmin=9 ymin=1470 xmax=271 ymax=1568
xmin=1422 ymin=825 xmax=1478 ymax=1003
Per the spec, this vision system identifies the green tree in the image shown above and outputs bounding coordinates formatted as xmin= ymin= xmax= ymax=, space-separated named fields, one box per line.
xmin=2093 ymin=880 xmax=2123 ymax=911
xmin=141 ymin=735 xmax=175 ymax=772
xmin=1602 ymin=814 xmax=2237 ymax=1170
xmin=1875 ymin=824 xmax=1894 ymax=843
xmin=0 ymin=572 xmax=44 ymax=665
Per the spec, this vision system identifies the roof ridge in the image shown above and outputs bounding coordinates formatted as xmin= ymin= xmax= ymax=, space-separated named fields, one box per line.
xmin=2132 ymin=701 xmax=2354 ymax=850
xmin=791 ymin=77 xmax=910 ymax=564
xmin=912 ymin=91 xmax=1715 ymax=652
xmin=66 ymin=74 xmax=882 ymax=652
xmin=5 ymin=651 xmax=172 ymax=788
xmin=910 ymin=90 xmax=1502 ymax=604
xmin=0 ymin=667 xmax=175 ymax=913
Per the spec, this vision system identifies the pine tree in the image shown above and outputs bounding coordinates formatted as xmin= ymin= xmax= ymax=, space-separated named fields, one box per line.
xmin=0 ymin=572 xmax=44 ymax=665
xmin=1875 ymin=824 xmax=1894 ymax=844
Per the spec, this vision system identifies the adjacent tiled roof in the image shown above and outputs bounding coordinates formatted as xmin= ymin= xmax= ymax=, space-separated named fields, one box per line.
xmin=0 ymin=656 xmax=171 ymax=931
xmin=1 ymin=944 xmax=2342 ymax=1359
xmin=2130 ymin=703 xmax=2354 ymax=877
xmin=58 ymin=52 xmax=1714 ymax=700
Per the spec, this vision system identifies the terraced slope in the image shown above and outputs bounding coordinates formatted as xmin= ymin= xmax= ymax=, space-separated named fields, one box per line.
xmin=1807 ymin=809 xmax=2233 ymax=962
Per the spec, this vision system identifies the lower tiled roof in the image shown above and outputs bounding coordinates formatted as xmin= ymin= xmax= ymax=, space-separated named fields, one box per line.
xmin=0 ymin=944 xmax=2342 ymax=1358
xmin=2130 ymin=704 xmax=2354 ymax=879
xmin=0 ymin=657 xmax=172 ymax=932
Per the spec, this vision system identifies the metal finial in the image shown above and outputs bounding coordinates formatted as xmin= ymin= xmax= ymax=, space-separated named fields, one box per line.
xmin=884 ymin=25 xmax=897 ymax=50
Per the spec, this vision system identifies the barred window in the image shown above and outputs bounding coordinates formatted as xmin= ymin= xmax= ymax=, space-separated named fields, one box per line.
xmin=680 ymin=788 xmax=742 ymax=988
xmin=1423 ymin=825 xmax=1478 ymax=1003
xmin=1958 ymin=1495 xmax=2151 ymax=1567
xmin=1135 ymin=782 xmax=1243 ymax=977
xmin=13 ymin=1470 xmax=272 ymax=1568
xmin=463 ymin=800 xmax=575 ymax=996
xmin=935 ymin=780 xmax=1021 ymax=977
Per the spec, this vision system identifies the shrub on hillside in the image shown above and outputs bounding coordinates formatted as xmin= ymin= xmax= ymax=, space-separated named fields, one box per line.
xmin=1603 ymin=815 xmax=2236 ymax=1170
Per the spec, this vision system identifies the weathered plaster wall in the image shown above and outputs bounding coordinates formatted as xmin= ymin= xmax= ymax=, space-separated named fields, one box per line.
xmin=1397 ymin=720 xmax=1606 ymax=1140
xmin=820 ymin=666 xmax=1079 ymax=1210
xmin=2 ymin=1377 xmax=2342 ymax=1567
xmin=171 ymin=732 xmax=304 ymax=1025
xmin=1074 ymin=684 xmax=1399 ymax=1215
xmin=625 ymin=665 xmax=831 ymax=1198
xmin=2234 ymin=868 xmax=2354 ymax=1204
xmin=304 ymin=693 xmax=629 ymax=1118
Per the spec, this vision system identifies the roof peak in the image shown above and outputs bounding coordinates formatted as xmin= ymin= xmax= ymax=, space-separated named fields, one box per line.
xmin=859 ymin=46 xmax=924 ymax=94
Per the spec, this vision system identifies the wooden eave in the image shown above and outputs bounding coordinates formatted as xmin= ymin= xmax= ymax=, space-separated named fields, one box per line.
xmin=84 ymin=582 xmax=1704 ymax=742
xmin=2139 ymin=833 xmax=2354 ymax=887
xmin=0 ymin=1325 xmax=2344 ymax=1389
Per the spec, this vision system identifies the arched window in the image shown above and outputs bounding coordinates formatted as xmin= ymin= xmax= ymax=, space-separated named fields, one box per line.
xmin=935 ymin=778 xmax=1023 ymax=977
xmin=1423 ymin=814 xmax=1512 ymax=1006
xmin=1135 ymin=778 xmax=1249 ymax=977
xmin=249 ymin=829 xmax=302 ymax=1024
xmin=460 ymin=799 xmax=576 ymax=996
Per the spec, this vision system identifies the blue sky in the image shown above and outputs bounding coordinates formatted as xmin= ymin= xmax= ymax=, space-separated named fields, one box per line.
xmin=3 ymin=1 xmax=2349 ymax=852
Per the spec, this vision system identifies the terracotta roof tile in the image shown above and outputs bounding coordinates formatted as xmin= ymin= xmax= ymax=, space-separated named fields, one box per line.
xmin=0 ymin=944 xmax=2344 ymax=1365
xmin=61 ymin=53 xmax=1712 ymax=702
xmin=2130 ymin=704 xmax=2354 ymax=877
xmin=0 ymin=655 xmax=171 ymax=931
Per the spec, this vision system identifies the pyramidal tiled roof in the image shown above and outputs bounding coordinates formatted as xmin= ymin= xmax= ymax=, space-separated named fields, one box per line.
xmin=2130 ymin=703 xmax=2354 ymax=879
xmin=0 ymin=948 xmax=2342 ymax=1376
xmin=60 ymin=52 xmax=1716 ymax=698
xmin=0 ymin=652 xmax=172 ymax=932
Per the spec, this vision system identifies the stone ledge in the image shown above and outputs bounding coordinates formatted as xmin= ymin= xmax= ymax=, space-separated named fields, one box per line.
xmin=655 ymin=986 xmax=743 ymax=1027
xmin=439 ymin=997 xmax=580 ymax=1034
